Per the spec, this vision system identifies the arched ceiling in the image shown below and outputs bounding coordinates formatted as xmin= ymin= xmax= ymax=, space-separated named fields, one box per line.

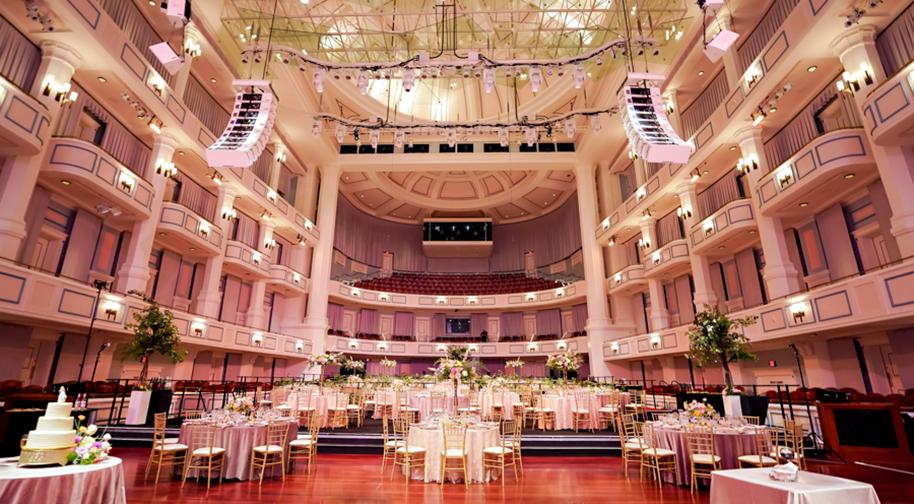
xmin=340 ymin=169 xmax=577 ymax=224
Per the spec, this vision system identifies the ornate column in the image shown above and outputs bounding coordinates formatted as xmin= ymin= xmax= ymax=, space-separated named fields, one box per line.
xmin=715 ymin=12 xmax=742 ymax=89
xmin=641 ymin=215 xmax=669 ymax=330
xmin=302 ymin=165 xmax=342 ymax=355
xmin=676 ymin=183 xmax=718 ymax=310
xmin=196 ymin=184 xmax=238 ymax=317
xmin=246 ymin=220 xmax=275 ymax=329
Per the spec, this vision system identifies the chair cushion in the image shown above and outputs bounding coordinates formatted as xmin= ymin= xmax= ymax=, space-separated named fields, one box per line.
xmin=536 ymin=408 xmax=555 ymax=413
xmin=253 ymin=445 xmax=284 ymax=454
xmin=572 ymin=409 xmax=590 ymax=414
xmin=162 ymin=438 xmax=180 ymax=445
xmin=623 ymin=441 xmax=643 ymax=450
xmin=625 ymin=404 xmax=644 ymax=409
xmin=441 ymin=448 xmax=467 ymax=457
xmin=738 ymin=455 xmax=777 ymax=465
xmin=346 ymin=405 xmax=361 ymax=410
xmin=598 ymin=407 xmax=618 ymax=413
xmin=154 ymin=443 xmax=187 ymax=452
xmin=289 ymin=439 xmax=316 ymax=447
xmin=385 ymin=440 xmax=405 ymax=447
xmin=276 ymin=405 xmax=291 ymax=410
xmin=483 ymin=446 xmax=514 ymax=455
xmin=396 ymin=446 xmax=426 ymax=454
xmin=692 ymin=454 xmax=721 ymax=464
xmin=296 ymin=434 xmax=313 ymax=440
xmin=643 ymin=448 xmax=676 ymax=457
xmin=192 ymin=447 xmax=225 ymax=456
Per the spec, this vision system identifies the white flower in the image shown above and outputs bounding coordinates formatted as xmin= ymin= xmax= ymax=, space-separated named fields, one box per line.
xmin=103 ymin=433 xmax=112 ymax=441
xmin=462 ymin=370 xmax=468 ymax=377
xmin=86 ymin=425 xmax=98 ymax=436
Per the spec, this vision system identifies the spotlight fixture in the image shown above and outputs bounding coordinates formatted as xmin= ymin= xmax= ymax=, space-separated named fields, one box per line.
xmin=642 ymin=210 xmax=652 ymax=220
xmin=446 ymin=128 xmax=457 ymax=148
xmin=529 ymin=66 xmax=542 ymax=92
xmin=394 ymin=130 xmax=405 ymax=148
xmin=335 ymin=123 xmax=346 ymax=143
xmin=608 ymin=235 xmax=616 ymax=246
xmin=525 ymin=128 xmax=535 ymax=147
xmin=402 ymin=69 xmax=415 ymax=92
xmin=484 ymin=67 xmax=496 ymax=93
xmin=261 ymin=210 xmax=271 ymax=221
xmin=590 ymin=114 xmax=602 ymax=134
xmin=356 ymin=69 xmax=369 ymax=95
xmin=690 ymin=169 xmax=701 ymax=183
xmin=147 ymin=117 xmax=163 ymax=134
xmin=311 ymin=118 xmax=322 ymax=137
xmin=564 ymin=117 xmax=576 ymax=138
xmin=297 ymin=234 xmax=306 ymax=245
xmin=752 ymin=107 xmax=766 ymax=126
xmin=572 ymin=63 xmax=585 ymax=89
xmin=312 ymin=67 xmax=324 ymax=92
xmin=369 ymin=129 xmax=379 ymax=149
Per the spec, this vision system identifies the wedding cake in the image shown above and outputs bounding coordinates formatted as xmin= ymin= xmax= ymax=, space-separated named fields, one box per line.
xmin=25 ymin=389 xmax=76 ymax=449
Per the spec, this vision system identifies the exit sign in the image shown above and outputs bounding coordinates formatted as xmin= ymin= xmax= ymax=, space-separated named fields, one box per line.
xmin=769 ymin=360 xmax=777 ymax=367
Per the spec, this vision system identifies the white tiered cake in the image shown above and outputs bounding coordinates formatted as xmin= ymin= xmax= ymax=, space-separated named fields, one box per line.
xmin=25 ymin=390 xmax=76 ymax=449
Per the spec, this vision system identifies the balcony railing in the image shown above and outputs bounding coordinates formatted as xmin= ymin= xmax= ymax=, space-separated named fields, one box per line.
xmin=183 ymin=75 xmax=230 ymax=136
xmin=680 ymin=70 xmax=729 ymax=140
xmin=875 ymin=1 xmax=914 ymax=77
xmin=0 ymin=14 xmax=40 ymax=92
xmin=96 ymin=0 xmax=175 ymax=87
xmin=735 ymin=0 xmax=802 ymax=75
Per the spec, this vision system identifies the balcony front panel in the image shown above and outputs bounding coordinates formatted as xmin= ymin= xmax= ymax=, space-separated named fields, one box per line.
xmin=157 ymin=202 xmax=223 ymax=257
xmin=0 ymin=77 xmax=50 ymax=156
xmin=268 ymin=264 xmax=309 ymax=297
xmin=643 ymin=240 xmax=691 ymax=279
xmin=608 ymin=264 xmax=648 ymax=296
xmin=227 ymin=167 xmax=320 ymax=245
xmin=754 ymin=130 xmax=876 ymax=217
xmin=326 ymin=334 xmax=584 ymax=358
xmin=862 ymin=62 xmax=914 ymax=147
xmin=40 ymin=138 xmax=155 ymax=219
xmin=689 ymin=199 xmax=758 ymax=257
xmin=605 ymin=258 xmax=914 ymax=361
xmin=224 ymin=241 xmax=270 ymax=279
xmin=0 ymin=259 xmax=308 ymax=358
xmin=330 ymin=280 xmax=585 ymax=310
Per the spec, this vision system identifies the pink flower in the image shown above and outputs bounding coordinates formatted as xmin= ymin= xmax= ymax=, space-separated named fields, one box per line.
xmin=76 ymin=447 xmax=89 ymax=457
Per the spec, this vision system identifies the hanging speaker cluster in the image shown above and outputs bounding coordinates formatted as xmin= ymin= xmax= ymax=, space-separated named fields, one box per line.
xmin=206 ymin=80 xmax=277 ymax=168
xmin=619 ymin=81 xmax=691 ymax=164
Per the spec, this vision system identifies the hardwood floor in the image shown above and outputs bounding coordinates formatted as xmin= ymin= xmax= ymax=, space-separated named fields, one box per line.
xmin=119 ymin=448 xmax=914 ymax=504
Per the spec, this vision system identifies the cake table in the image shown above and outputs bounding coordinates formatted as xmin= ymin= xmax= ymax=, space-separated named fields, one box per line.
xmin=0 ymin=456 xmax=126 ymax=504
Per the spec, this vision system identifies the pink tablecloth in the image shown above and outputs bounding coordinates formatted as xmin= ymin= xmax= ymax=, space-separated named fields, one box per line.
xmin=538 ymin=395 xmax=602 ymax=430
xmin=596 ymin=392 xmax=631 ymax=410
xmin=405 ymin=425 xmax=501 ymax=484
xmin=481 ymin=391 xmax=520 ymax=420
xmin=177 ymin=421 xmax=298 ymax=481
xmin=286 ymin=393 xmax=347 ymax=428
xmin=410 ymin=394 xmax=468 ymax=421
xmin=710 ymin=468 xmax=881 ymax=504
xmin=653 ymin=426 xmax=758 ymax=486
xmin=0 ymin=456 xmax=126 ymax=504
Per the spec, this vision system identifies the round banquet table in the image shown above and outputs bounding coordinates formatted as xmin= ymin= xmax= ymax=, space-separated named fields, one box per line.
xmin=286 ymin=393 xmax=347 ymax=428
xmin=370 ymin=391 xmax=398 ymax=419
xmin=409 ymin=394 xmax=468 ymax=421
xmin=0 ymin=456 xmax=125 ymax=504
xmin=652 ymin=425 xmax=759 ymax=486
xmin=405 ymin=424 xmax=501 ymax=484
xmin=480 ymin=391 xmax=520 ymax=420
xmin=177 ymin=421 xmax=298 ymax=481
xmin=537 ymin=395 xmax=602 ymax=430
xmin=596 ymin=392 xmax=631 ymax=410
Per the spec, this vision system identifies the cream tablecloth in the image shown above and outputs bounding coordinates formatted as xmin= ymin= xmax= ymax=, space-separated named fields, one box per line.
xmin=538 ymin=395 xmax=602 ymax=430
xmin=653 ymin=425 xmax=759 ymax=486
xmin=481 ymin=391 xmax=521 ymax=420
xmin=405 ymin=425 xmax=501 ymax=484
xmin=710 ymin=468 xmax=881 ymax=504
xmin=177 ymin=421 xmax=298 ymax=481
xmin=0 ymin=456 xmax=125 ymax=504
xmin=286 ymin=393 xmax=347 ymax=427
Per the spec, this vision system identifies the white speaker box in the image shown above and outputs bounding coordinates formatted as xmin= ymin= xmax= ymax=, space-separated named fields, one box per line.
xmin=703 ymin=29 xmax=740 ymax=63
xmin=703 ymin=0 xmax=725 ymax=18
xmin=149 ymin=42 xmax=184 ymax=75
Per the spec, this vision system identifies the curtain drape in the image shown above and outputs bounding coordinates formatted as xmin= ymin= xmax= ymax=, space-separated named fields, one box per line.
xmin=623 ymin=235 xmax=640 ymax=266
xmin=735 ymin=0 xmax=801 ymax=75
xmin=572 ymin=304 xmax=588 ymax=333
xmin=327 ymin=303 xmax=344 ymax=331
xmin=470 ymin=313 xmax=488 ymax=337
xmin=697 ymin=171 xmax=741 ymax=220
xmin=183 ymin=75 xmax=230 ymax=136
xmin=358 ymin=309 xmax=380 ymax=334
xmin=619 ymin=163 xmax=636 ymax=201
xmin=500 ymin=312 xmax=524 ymax=338
xmin=278 ymin=166 xmax=296 ymax=204
xmin=655 ymin=209 xmax=683 ymax=247
xmin=172 ymin=171 xmax=217 ymax=222
xmin=232 ymin=211 xmax=260 ymax=249
xmin=877 ymin=3 xmax=914 ymax=76
xmin=0 ymin=16 xmax=40 ymax=91
xmin=393 ymin=312 xmax=414 ymax=336
xmin=535 ymin=309 xmax=562 ymax=336
xmin=432 ymin=313 xmax=447 ymax=339
xmin=490 ymin=192 xmax=582 ymax=271
xmin=334 ymin=195 xmax=428 ymax=271
xmin=250 ymin=148 xmax=274 ymax=184
xmin=273 ymin=234 xmax=293 ymax=266
xmin=96 ymin=0 xmax=175 ymax=87
xmin=680 ymin=70 xmax=729 ymax=139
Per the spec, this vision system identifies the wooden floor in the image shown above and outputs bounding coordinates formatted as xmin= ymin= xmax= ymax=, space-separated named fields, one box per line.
xmin=119 ymin=448 xmax=914 ymax=504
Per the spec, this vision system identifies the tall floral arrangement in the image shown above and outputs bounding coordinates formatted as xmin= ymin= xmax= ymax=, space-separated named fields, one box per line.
xmin=686 ymin=304 xmax=758 ymax=391
xmin=343 ymin=359 xmax=365 ymax=371
xmin=226 ymin=396 xmax=254 ymax=414
xmin=122 ymin=290 xmax=185 ymax=385
xmin=379 ymin=358 xmax=397 ymax=368
xmin=547 ymin=351 xmax=582 ymax=371
xmin=308 ymin=353 xmax=340 ymax=367
xmin=432 ymin=358 xmax=479 ymax=382
xmin=505 ymin=359 xmax=525 ymax=368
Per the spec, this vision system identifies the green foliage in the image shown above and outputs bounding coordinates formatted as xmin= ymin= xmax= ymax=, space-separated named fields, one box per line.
xmin=685 ymin=304 xmax=758 ymax=390
xmin=122 ymin=290 xmax=185 ymax=384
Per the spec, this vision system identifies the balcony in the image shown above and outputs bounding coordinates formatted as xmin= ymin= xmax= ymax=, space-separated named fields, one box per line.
xmin=862 ymin=62 xmax=914 ymax=147
xmin=0 ymin=76 xmax=50 ymax=156
xmin=157 ymin=202 xmax=223 ymax=257
xmin=225 ymin=166 xmax=320 ymax=246
xmin=643 ymin=239 xmax=691 ymax=279
xmin=754 ymin=130 xmax=877 ymax=217
xmin=223 ymin=241 xmax=270 ymax=279
xmin=326 ymin=333 xmax=585 ymax=358
xmin=608 ymin=264 xmax=648 ymax=296
xmin=330 ymin=280 xmax=585 ymax=310
xmin=689 ymin=199 xmax=758 ymax=257
xmin=268 ymin=264 xmax=309 ymax=297
xmin=39 ymin=138 xmax=156 ymax=219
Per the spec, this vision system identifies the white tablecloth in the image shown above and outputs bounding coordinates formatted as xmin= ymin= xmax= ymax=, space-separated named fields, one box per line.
xmin=710 ymin=468 xmax=881 ymax=504
xmin=0 ymin=456 xmax=126 ymax=504
xmin=538 ymin=395 xmax=602 ymax=430
xmin=177 ymin=421 xmax=298 ymax=481
xmin=405 ymin=425 xmax=501 ymax=484
xmin=481 ymin=391 xmax=521 ymax=420
xmin=287 ymin=393 xmax=347 ymax=427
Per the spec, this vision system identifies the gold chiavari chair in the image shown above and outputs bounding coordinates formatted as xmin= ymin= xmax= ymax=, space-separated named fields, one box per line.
xmin=184 ymin=409 xmax=204 ymax=420
xmin=181 ymin=421 xmax=225 ymax=489
xmin=441 ymin=423 xmax=469 ymax=488
xmin=398 ymin=389 xmax=420 ymax=423
xmin=781 ymin=419 xmax=807 ymax=470
xmin=380 ymin=416 xmax=403 ymax=473
xmin=741 ymin=415 xmax=760 ymax=425
xmin=491 ymin=390 xmax=506 ymax=422
xmin=255 ymin=388 xmax=271 ymax=408
xmin=524 ymin=390 xmax=539 ymax=428
xmin=685 ymin=425 xmax=721 ymax=494
xmin=375 ymin=389 xmax=394 ymax=419
xmin=619 ymin=414 xmax=643 ymax=478
xmin=738 ymin=427 xmax=779 ymax=468
xmin=146 ymin=412 xmax=187 ymax=484
xmin=533 ymin=394 xmax=555 ymax=431
xmin=625 ymin=389 xmax=646 ymax=419
xmin=640 ymin=422 xmax=678 ymax=485
xmin=512 ymin=389 xmax=530 ymax=426
xmin=297 ymin=388 xmax=316 ymax=426
xmin=572 ymin=391 xmax=594 ymax=433
xmin=430 ymin=390 xmax=446 ymax=415
xmin=288 ymin=412 xmax=321 ymax=473
xmin=457 ymin=389 xmax=480 ymax=415
xmin=250 ymin=420 xmax=289 ymax=484
xmin=504 ymin=418 xmax=524 ymax=474
xmin=327 ymin=393 xmax=350 ymax=429
xmin=391 ymin=416 xmax=426 ymax=484
xmin=347 ymin=390 xmax=368 ymax=427
xmin=483 ymin=420 xmax=519 ymax=486
xmin=598 ymin=391 xmax=622 ymax=431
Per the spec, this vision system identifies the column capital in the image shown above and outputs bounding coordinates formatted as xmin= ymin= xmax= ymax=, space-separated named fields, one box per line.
xmin=675 ymin=181 xmax=696 ymax=197
xmin=38 ymin=40 xmax=82 ymax=71
xmin=734 ymin=126 xmax=763 ymax=146
xmin=320 ymin=164 xmax=342 ymax=180
xmin=831 ymin=25 xmax=879 ymax=59
xmin=218 ymin=183 xmax=239 ymax=199
xmin=153 ymin=131 xmax=181 ymax=151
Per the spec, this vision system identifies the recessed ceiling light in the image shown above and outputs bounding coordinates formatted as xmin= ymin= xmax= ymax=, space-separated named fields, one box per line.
xmin=60 ymin=180 xmax=71 ymax=185
xmin=730 ymin=146 xmax=737 ymax=150
xmin=189 ymin=247 xmax=196 ymax=251
xmin=703 ymin=170 xmax=709 ymax=175
xmin=844 ymin=173 xmax=855 ymax=179
xmin=718 ymin=246 xmax=725 ymax=249
xmin=807 ymin=66 xmax=817 ymax=72
xmin=749 ymin=230 xmax=757 ymax=234
xmin=211 ymin=78 xmax=217 ymax=83
xmin=178 ymin=151 xmax=184 ymax=156
xmin=698 ymin=71 xmax=704 ymax=76
xmin=235 ymin=196 xmax=241 ymax=199
xmin=159 ymin=232 xmax=166 ymax=236
xmin=799 ymin=202 xmax=808 ymax=207
xmin=148 ymin=0 xmax=155 ymax=5
xmin=769 ymin=108 xmax=777 ymax=113
xmin=97 ymin=77 xmax=107 ymax=83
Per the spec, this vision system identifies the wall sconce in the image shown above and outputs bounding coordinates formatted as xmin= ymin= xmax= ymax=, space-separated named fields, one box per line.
xmin=261 ymin=210 xmax=271 ymax=221
xmin=222 ymin=207 xmax=237 ymax=221
xmin=295 ymin=340 xmax=304 ymax=353
xmin=378 ymin=342 xmax=387 ymax=350
xmin=103 ymin=301 xmax=119 ymax=320
xmin=752 ymin=106 xmax=767 ymax=127
xmin=379 ymin=292 xmax=389 ymax=301
xmin=150 ymin=75 xmax=166 ymax=97
xmin=703 ymin=221 xmax=714 ymax=237
xmin=790 ymin=302 xmax=808 ymax=324
xmin=636 ymin=188 xmax=646 ymax=202
xmin=859 ymin=62 xmax=874 ymax=85
xmin=351 ymin=288 xmax=360 ymax=297
xmin=199 ymin=221 xmax=210 ymax=238
xmin=118 ymin=173 xmax=135 ymax=193
xmin=611 ymin=342 xmax=620 ymax=355
xmin=436 ymin=297 xmax=447 ymax=305
xmin=677 ymin=206 xmax=692 ymax=219
xmin=155 ymin=159 xmax=176 ymax=178
xmin=690 ymin=169 xmax=701 ymax=183
xmin=469 ymin=344 xmax=478 ymax=352
xmin=638 ymin=238 xmax=651 ymax=250
xmin=745 ymin=68 xmax=760 ymax=89
xmin=267 ymin=190 xmax=277 ymax=204
xmin=184 ymin=39 xmax=201 ymax=58
xmin=555 ymin=288 xmax=565 ymax=298
xmin=297 ymin=234 xmax=307 ymax=246
xmin=628 ymin=150 xmax=639 ymax=160
xmin=192 ymin=321 xmax=205 ymax=336
xmin=608 ymin=235 xmax=616 ymax=246
xmin=467 ymin=296 xmax=478 ymax=305
xmin=525 ymin=293 xmax=536 ymax=301
xmin=837 ymin=72 xmax=860 ymax=94
xmin=664 ymin=102 xmax=675 ymax=115
xmin=652 ymin=252 xmax=661 ymax=266
xmin=58 ymin=83 xmax=78 ymax=105
xmin=642 ymin=209 xmax=652 ymax=220
xmin=437 ymin=345 xmax=447 ymax=353
xmin=650 ymin=334 xmax=661 ymax=348
xmin=304 ymin=219 xmax=313 ymax=231
xmin=601 ymin=218 xmax=610 ymax=231
xmin=528 ymin=343 xmax=538 ymax=351
xmin=614 ymin=273 xmax=622 ymax=285
xmin=276 ymin=152 xmax=287 ymax=164
xmin=777 ymin=167 xmax=793 ymax=189
xmin=42 ymin=74 xmax=55 ymax=97
xmin=147 ymin=117 xmax=163 ymax=134
xmin=293 ymin=273 xmax=301 ymax=285
xmin=212 ymin=172 xmax=223 ymax=185
xmin=557 ymin=341 xmax=567 ymax=350
xmin=349 ymin=340 xmax=358 ymax=349
xmin=265 ymin=238 xmax=276 ymax=250
xmin=252 ymin=253 xmax=261 ymax=266
xmin=252 ymin=332 xmax=264 ymax=347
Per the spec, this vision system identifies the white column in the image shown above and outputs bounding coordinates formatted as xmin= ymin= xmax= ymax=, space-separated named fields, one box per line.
xmin=633 ymin=156 xmax=648 ymax=188
xmin=301 ymin=166 xmax=320 ymax=222
xmin=575 ymin=164 xmax=612 ymax=377
xmin=0 ymin=41 xmax=81 ymax=260
xmin=641 ymin=216 xmax=669 ymax=330
xmin=171 ymin=22 xmax=201 ymax=98
xmin=833 ymin=27 xmax=914 ymax=258
xmin=676 ymin=183 xmax=719 ymax=309
xmin=269 ymin=144 xmax=284 ymax=191
xmin=115 ymin=133 xmax=180 ymax=294
xmin=737 ymin=127 xmax=802 ymax=298
xmin=663 ymin=89 xmax=683 ymax=139
xmin=716 ymin=13 xmax=742 ymax=89
xmin=196 ymin=184 xmax=238 ymax=317
xmin=246 ymin=220 xmax=275 ymax=329
xmin=302 ymin=165 xmax=342 ymax=354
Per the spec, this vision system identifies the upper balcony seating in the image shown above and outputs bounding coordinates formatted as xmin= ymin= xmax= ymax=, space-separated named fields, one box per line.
xmin=391 ymin=335 xmax=415 ymax=342
xmin=533 ymin=332 xmax=586 ymax=341
xmin=499 ymin=335 xmax=528 ymax=342
xmin=433 ymin=336 xmax=488 ymax=343
xmin=350 ymin=272 xmax=563 ymax=296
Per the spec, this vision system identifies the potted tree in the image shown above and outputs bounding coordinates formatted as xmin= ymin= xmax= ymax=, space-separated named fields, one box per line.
xmin=686 ymin=305 xmax=758 ymax=416
xmin=122 ymin=290 xmax=185 ymax=425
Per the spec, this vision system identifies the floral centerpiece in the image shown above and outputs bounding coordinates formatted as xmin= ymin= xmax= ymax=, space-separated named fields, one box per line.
xmin=505 ymin=359 xmax=525 ymax=368
xmin=307 ymin=353 xmax=340 ymax=387
xmin=433 ymin=359 xmax=479 ymax=382
xmin=67 ymin=416 xmax=112 ymax=465
xmin=379 ymin=358 xmax=397 ymax=368
xmin=685 ymin=399 xmax=714 ymax=420
xmin=547 ymin=351 xmax=582 ymax=382
xmin=227 ymin=396 xmax=254 ymax=415
xmin=343 ymin=359 xmax=365 ymax=371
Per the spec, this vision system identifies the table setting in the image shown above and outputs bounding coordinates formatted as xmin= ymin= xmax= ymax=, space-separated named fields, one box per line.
xmin=404 ymin=413 xmax=502 ymax=484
